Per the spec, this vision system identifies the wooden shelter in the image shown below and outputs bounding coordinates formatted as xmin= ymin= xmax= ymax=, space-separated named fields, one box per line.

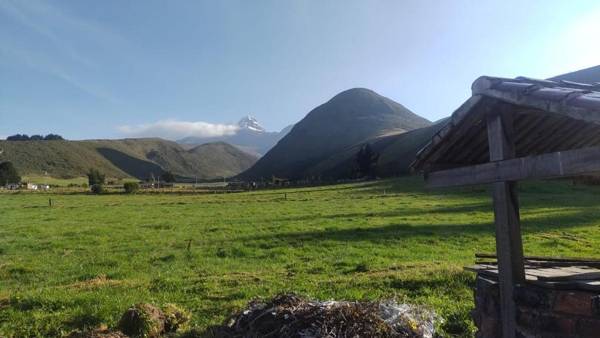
xmin=411 ymin=76 xmax=600 ymax=338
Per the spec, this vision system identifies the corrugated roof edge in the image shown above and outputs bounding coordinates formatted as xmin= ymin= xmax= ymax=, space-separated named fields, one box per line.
xmin=410 ymin=75 xmax=600 ymax=173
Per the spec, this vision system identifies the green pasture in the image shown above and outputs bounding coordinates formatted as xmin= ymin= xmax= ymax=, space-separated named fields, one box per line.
xmin=1 ymin=177 xmax=600 ymax=337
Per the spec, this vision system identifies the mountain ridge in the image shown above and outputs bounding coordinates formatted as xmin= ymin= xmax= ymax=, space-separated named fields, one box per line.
xmin=0 ymin=138 xmax=257 ymax=180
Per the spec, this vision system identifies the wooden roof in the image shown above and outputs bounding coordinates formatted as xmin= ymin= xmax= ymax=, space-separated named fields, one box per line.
xmin=411 ymin=76 xmax=600 ymax=173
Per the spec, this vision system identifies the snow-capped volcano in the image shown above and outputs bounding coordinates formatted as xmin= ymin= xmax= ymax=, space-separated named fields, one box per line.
xmin=178 ymin=115 xmax=294 ymax=156
xmin=238 ymin=115 xmax=266 ymax=133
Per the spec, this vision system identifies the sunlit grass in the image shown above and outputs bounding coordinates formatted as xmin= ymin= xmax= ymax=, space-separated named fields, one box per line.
xmin=1 ymin=177 xmax=600 ymax=337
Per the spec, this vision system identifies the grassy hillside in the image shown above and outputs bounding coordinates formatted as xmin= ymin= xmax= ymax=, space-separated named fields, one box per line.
xmin=0 ymin=139 xmax=257 ymax=180
xmin=186 ymin=142 xmax=260 ymax=178
xmin=242 ymin=88 xmax=431 ymax=179
xmin=308 ymin=121 xmax=446 ymax=178
xmin=2 ymin=177 xmax=600 ymax=336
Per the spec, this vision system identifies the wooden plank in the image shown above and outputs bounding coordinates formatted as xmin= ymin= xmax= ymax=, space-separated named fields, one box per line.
xmin=465 ymin=265 xmax=538 ymax=281
xmin=425 ymin=146 xmax=600 ymax=188
xmin=536 ymin=120 xmax=585 ymax=154
xmin=524 ymin=267 xmax=600 ymax=281
xmin=467 ymin=264 xmax=600 ymax=280
xmin=476 ymin=253 xmax=600 ymax=263
xmin=487 ymin=110 xmax=524 ymax=338
xmin=466 ymin=266 xmax=600 ymax=291
xmin=518 ymin=116 xmax=566 ymax=156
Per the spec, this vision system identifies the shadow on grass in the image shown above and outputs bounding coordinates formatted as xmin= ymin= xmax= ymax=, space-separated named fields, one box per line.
xmin=65 ymin=313 xmax=103 ymax=329
xmin=259 ymin=202 xmax=492 ymax=224
xmin=238 ymin=206 xmax=600 ymax=246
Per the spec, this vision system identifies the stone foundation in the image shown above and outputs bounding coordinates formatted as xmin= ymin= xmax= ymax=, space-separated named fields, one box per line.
xmin=472 ymin=275 xmax=600 ymax=338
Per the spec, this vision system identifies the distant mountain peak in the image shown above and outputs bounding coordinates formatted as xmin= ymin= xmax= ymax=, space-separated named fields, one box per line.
xmin=238 ymin=115 xmax=265 ymax=133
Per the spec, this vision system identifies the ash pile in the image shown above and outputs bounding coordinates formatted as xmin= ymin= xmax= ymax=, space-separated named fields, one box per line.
xmin=210 ymin=294 xmax=438 ymax=338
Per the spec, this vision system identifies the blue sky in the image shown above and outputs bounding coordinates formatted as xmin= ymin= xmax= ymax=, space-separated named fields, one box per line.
xmin=1 ymin=1 xmax=599 ymax=140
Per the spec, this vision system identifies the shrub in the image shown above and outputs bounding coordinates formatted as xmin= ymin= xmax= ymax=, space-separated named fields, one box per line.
xmin=87 ymin=168 xmax=106 ymax=186
xmin=0 ymin=161 xmax=21 ymax=186
xmin=160 ymin=171 xmax=176 ymax=183
xmin=90 ymin=184 xmax=104 ymax=194
xmin=163 ymin=303 xmax=191 ymax=333
xmin=123 ymin=182 xmax=139 ymax=194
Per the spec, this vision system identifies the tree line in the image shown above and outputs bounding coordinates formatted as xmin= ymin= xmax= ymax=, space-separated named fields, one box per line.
xmin=87 ymin=168 xmax=176 ymax=194
xmin=5 ymin=134 xmax=64 ymax=141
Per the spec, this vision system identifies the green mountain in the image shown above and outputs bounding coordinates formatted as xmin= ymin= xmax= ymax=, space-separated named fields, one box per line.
xmin=241 ymin=88 xmax=432 ymax=179
xmin=0 ymin=139 xmax=257 ymax=180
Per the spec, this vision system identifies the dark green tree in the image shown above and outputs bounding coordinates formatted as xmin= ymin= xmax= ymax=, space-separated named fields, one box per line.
xmin=356 ymin=143 xmax=379 ymax=178
xmin=87 ymin=168 xmax=106 ymax=186
xmin=44 ymin=134 xmax=64 ymax=140
xmin=160 ymin=171 xmax=176 ymax=183
xmin=90 ymin=184 xmax=104 ymax=194
xmin=123 ymin=182 xmax=139 ymax=194
xmin=0 ymin=162 xmax=21 ymax=185
xmin=6 ymin=134 xmax=29 ymax=141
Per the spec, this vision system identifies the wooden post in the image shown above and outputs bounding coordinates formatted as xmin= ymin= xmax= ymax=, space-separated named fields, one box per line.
xmin=487 ymin=109 xmax=525 ymax=338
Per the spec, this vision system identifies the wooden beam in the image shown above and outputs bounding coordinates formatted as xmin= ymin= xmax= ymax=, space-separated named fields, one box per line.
xmin=476 ymin=252 xmax=600 ymax=264
xmin=487 ymin=110 xmax=524 ymax=338
xmin=425 ymin=146 xmax=600 ymax=188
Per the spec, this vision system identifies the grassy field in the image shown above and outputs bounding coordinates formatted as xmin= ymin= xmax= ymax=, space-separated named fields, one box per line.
xmin=2 ymin=177 xmax=600 ymax=337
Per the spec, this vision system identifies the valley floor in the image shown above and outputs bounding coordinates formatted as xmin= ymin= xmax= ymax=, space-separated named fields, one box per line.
xmin=2 ymin=177 xmax=600 ymax=337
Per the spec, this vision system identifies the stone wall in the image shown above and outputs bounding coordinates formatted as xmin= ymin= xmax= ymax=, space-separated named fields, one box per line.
xmin=472 ymin=275 xmax=600 ymax=337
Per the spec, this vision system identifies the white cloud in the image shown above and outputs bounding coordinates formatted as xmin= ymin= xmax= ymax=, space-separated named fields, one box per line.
xmin=117 ymin=120 xmax=240 ymax=140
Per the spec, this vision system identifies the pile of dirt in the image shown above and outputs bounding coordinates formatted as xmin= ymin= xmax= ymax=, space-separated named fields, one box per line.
xmin=68 ymin=303 xmax=191 ymax=338
xmin=209 ymin=294 xmax=438 ymax=338
xmin=118 ymin=303 xmax=166 ymax=337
